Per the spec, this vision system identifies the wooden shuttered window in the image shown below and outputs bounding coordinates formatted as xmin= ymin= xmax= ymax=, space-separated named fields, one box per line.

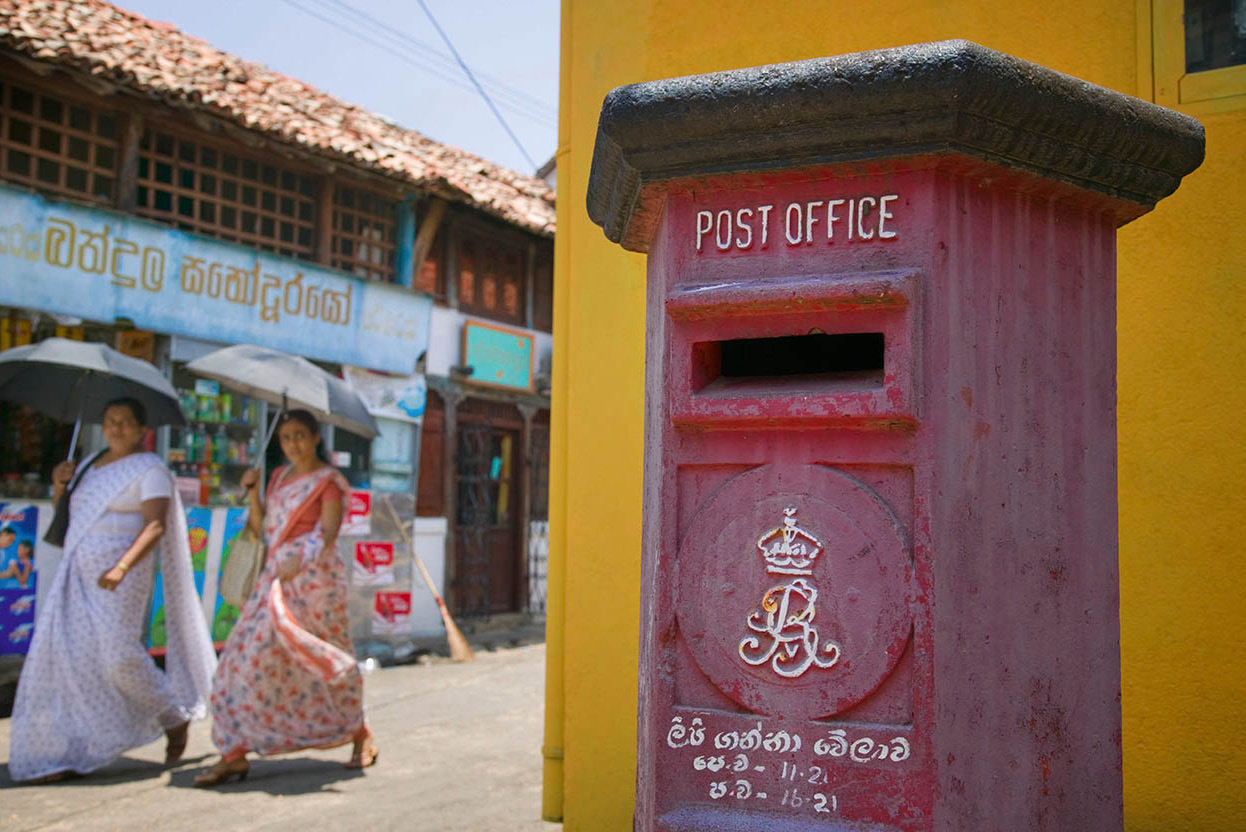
xmin=457 ymin=233 xmax=524 ymax=325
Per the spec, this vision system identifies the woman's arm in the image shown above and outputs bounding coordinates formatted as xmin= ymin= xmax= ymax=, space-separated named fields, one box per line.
xmin=276 ymin=482 xmax=344 ymax=583
xmin=98 ymin=497 xmax=169 ymax=591
xmin=16 ymin=560 xmax=32 ymax=588
xmin=319 ymin=491 xmax=344 ymax=550
xmin=240 ymin=467 xmax=265 ymax=536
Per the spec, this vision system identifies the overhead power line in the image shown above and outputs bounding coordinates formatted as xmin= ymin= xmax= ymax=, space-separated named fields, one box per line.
xmin=318 ymin=0 xmax=556 ymax=121
xmin=274 ymin=0 xmax=556 ymax=130
xmin=414 ymin=0 xmax=538 ymax=170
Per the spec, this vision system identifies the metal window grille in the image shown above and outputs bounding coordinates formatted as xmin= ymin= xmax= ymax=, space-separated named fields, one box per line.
xmin=331 ymin=185 xmax=399 ymax=282
xmin=135 ymin=127 xmax=318 ymax=260
xmin=0 ymin=81 xmax=118 ymax=203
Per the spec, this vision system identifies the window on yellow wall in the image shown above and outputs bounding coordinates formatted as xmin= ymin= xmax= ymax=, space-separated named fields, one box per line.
xmin=1184 ymin=0 xmax=1246 ymax=71
xmin=1154 ymin=0 xmax=1246 ymax=111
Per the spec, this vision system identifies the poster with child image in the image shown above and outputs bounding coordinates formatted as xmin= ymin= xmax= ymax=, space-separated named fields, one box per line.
xmin=0 ymin=503 xmax=39 ymax=655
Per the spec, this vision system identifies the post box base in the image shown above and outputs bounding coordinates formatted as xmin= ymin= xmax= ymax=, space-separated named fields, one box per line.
xmin=657 ymin=806 xmax=901 ymax=831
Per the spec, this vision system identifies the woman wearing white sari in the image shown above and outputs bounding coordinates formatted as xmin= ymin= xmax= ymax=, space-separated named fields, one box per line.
xmin=8 ymin=398 xmax=216 ymax=783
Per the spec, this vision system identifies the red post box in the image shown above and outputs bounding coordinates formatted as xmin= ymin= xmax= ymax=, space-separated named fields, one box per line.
xmin=586 ymin=41 xmax=1203 ymax=831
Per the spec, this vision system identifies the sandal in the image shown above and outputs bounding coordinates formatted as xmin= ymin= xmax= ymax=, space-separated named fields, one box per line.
xmin=24 ymin=770 xmax=73 ymax=784
xmin=164 ymin=721 xmax=190 ymax=766
xmin=193 ymin=757 xmax=250 ymax=787
xmin=345 ymin=732 xmax=379 ymax=769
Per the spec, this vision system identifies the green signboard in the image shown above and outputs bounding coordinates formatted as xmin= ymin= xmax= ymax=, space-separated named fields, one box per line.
xmin=462 ymin=320 xmax=534 ymax=392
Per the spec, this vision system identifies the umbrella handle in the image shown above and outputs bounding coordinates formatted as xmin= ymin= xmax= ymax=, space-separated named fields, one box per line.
xmin=257 ymin=405 xmax=284 ymax=501
xmin=67 ymin=417 xmax=81 ymax=461
xmin=66 ymin=375 xmax=88 ymax=461
xmin=260 ymin=405 xmax=284 ymax=452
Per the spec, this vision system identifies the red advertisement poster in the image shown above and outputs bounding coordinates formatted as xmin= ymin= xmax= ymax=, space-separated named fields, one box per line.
xmin=342 ymin=490 xmax=372 ymax=536
xmin=372 ymin=591 xmax=412 ymax=636
xmin=353 ymin=541 xmax=395 ymax=586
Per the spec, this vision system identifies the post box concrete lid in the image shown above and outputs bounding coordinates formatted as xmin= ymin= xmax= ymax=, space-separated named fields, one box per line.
xmin=587 ymin=39 xmax=1206 ymax=252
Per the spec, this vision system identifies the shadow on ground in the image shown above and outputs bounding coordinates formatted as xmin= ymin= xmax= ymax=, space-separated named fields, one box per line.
xmin=0 ymin=754 xmax=181 ymax=788
xmin=168 ymin=756 xmax=365 ymax=795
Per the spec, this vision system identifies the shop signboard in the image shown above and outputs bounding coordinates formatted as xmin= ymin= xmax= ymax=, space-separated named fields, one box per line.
xmin=342 ymin=366 xmax=426 ymax=423
xmin=115 ymin=329 xmax=156 ymax=362
xmin=462 ymin=320 xmax=534 ymax=391
xmin=0 ymin=503 xmax=38 ymax=655
xmin=0 ymin=185 xmax=432 ymax=374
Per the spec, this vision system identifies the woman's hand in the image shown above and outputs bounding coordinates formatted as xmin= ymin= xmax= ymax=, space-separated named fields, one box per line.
xmin=277 ymin=556 xmax=300 ymax=584
xmin=240 ymin=468 xmax=261 ymax=492
xmin=52 ymin=460 xmax=76 ymax=490
xmin=98 ymin=565 xmax=127 ymax=590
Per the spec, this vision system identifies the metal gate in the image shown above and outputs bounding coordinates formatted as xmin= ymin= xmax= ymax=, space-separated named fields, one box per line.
xmin=454 ymin=421 xmax=496 ymax=619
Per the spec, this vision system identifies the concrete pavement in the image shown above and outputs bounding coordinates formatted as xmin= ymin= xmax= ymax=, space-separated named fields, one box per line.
xmin=0 ymin=644 xmax=559 ymax=832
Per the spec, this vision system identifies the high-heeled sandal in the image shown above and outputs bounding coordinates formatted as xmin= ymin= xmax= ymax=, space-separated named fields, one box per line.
xmin=164 ymin=721 xmax=190 ymax=766
xmin=193 ymin=757 xmax=250 ymax=787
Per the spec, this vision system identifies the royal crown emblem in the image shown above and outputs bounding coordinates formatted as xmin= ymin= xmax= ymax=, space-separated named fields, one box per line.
xmin=757 ymin=507 xmax=823 ymax=575
xmin=739 ymin=505 xmax=842 ymax=679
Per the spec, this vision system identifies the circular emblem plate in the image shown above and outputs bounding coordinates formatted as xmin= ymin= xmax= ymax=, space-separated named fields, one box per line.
xmin=675 ymin=464 xmax=913 ymax=720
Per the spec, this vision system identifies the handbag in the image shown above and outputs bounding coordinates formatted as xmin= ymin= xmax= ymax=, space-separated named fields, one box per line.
xmin=219 ymin=526 xmax=265 ymax=607
xmin=42 ymin=450 xmax=104 ymax=547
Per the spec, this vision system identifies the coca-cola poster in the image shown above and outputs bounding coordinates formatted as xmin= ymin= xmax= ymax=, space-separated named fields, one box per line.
xmin=372 ymin=591 xmax=412 ymax=636
xmin=353 ymin=541 xmax=395 ymax=586
xmin=342 ymin=490 xmax=372 ymax=536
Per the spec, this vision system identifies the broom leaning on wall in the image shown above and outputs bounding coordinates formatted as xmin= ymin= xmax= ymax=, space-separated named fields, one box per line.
xmin=382 ymin=495 xmax=474 ymax=662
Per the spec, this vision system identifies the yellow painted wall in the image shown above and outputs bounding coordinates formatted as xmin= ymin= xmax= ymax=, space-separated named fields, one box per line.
xmin=546 ymin=1 xmax=1246 ymax=829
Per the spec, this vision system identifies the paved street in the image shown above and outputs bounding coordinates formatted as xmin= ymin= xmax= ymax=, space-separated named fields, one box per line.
xmin=0 ymin=644 xmax=558 ymax=832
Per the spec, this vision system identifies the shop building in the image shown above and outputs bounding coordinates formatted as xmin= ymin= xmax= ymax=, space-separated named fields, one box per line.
xmin=0 ymin=0 xmax=555 ymax=669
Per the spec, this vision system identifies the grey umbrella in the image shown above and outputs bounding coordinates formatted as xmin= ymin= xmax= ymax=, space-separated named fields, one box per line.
xmin=0 ymin=337 xmax=185 ymax=457
xmin=186 ymin=344 xmax=378 ymax=441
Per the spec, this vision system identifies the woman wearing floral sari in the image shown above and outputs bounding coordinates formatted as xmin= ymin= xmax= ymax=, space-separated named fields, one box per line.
xmin=195 ymin=409 xmax=378 ymax=787
xmin=8 ymin=398 xmax=216 ymax=783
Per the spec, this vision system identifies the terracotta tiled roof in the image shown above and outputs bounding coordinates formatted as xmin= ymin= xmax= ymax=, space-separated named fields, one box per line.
xmin=0 ymin=0 xmax=556 ymax=235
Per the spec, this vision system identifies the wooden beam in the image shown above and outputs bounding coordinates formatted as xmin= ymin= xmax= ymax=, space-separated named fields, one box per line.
xmin=316 ymin=178 xmax=335 ymax=266
xmin=115 ymin=112 xmax=144 ymax=213
xmin=411 ymin=197 xmax=449 ymax=286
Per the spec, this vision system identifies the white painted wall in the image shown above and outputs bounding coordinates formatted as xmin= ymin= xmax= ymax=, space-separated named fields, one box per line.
xmin=410 ymin=516 xmax=448 ymax=637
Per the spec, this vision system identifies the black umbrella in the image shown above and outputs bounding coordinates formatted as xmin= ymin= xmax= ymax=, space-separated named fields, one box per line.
xmin=0 ymin=337 xmax=185 ymax=457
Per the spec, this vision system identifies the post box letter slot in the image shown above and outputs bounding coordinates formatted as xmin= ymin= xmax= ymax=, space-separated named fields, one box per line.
xmin=668 ymin=270 xmax=918 ymax=429
xmin=694 ymin=332 xmax=885 ymax=395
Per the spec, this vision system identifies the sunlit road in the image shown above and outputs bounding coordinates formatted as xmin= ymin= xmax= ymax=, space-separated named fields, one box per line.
xmin=1 ymin=644 xmax=556 ymax=832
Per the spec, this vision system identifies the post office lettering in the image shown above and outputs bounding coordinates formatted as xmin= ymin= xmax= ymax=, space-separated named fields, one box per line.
xmin=696 ymin=195 xmax=899 ymax=252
